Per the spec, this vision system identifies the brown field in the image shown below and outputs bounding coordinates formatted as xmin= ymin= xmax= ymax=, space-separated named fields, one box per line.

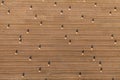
xmin=0 ymin=0 xmax=120 ymax=80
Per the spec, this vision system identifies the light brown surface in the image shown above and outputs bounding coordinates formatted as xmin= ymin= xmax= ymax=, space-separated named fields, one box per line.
xmin=0 ymin=0 xmax=120 ymax=80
